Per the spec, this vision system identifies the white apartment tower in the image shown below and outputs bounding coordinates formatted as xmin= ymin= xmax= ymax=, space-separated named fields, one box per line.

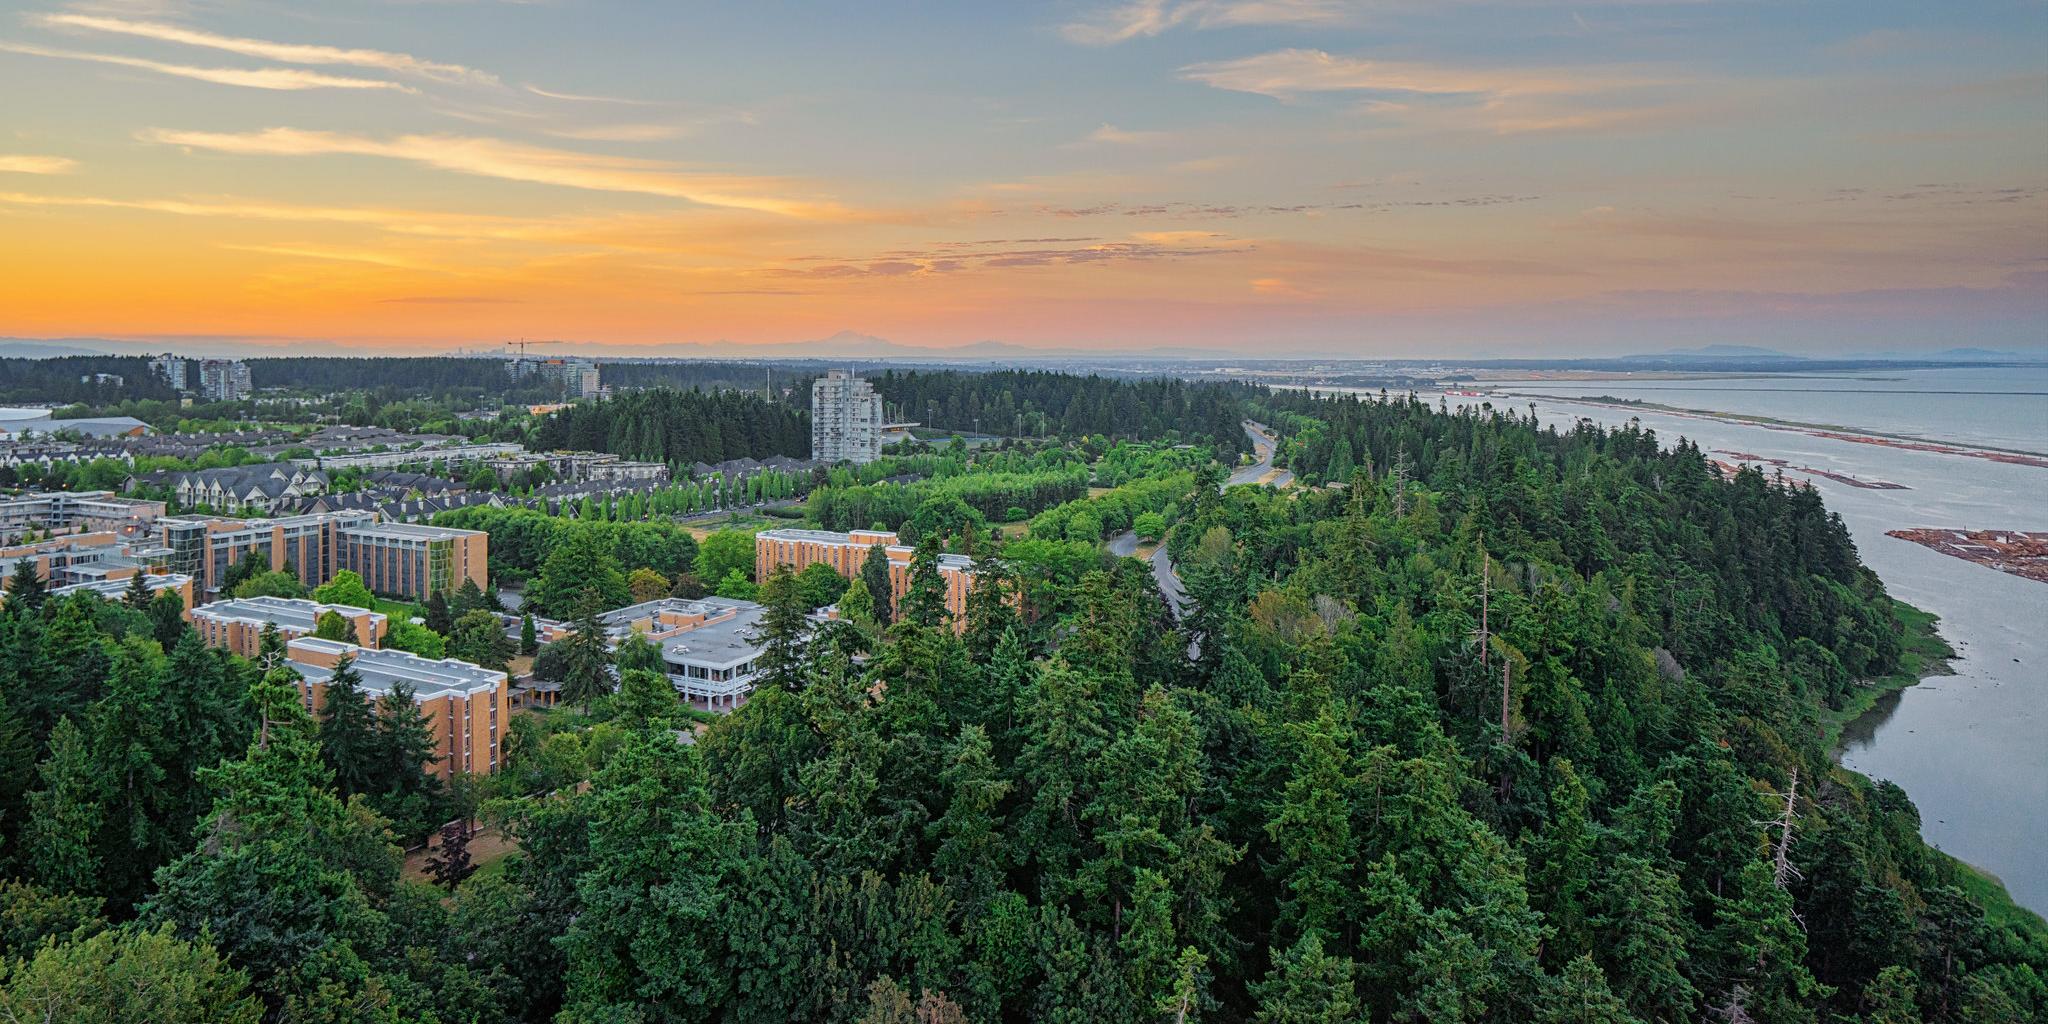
xmin=811 ymin=370 xmax=882 ymax=465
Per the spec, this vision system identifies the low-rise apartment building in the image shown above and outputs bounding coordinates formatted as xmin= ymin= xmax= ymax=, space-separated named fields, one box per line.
xmin=294 ymin=442 xmax=526 ymax=472
xmin=50 ymin=571 xmax=194 ymax=609
xmin=754 ymin=527 xmax=973 ymax=620
xmin=285 ymin=638 xmax=508 ymax=779
xmin=0 ymin=532 xmax=175 ymax=588
xmin=0 ymin=490 xmax=165 ymax=540
xmin=191 ymin=596 xmax=387 ymax=656
xmin=158 ymin=511 xmax=487 ymax=601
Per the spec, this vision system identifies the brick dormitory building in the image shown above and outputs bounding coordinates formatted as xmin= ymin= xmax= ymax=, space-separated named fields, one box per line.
xmin=190 ymin=595 xmax=389 ymax=656
xmin=753 ymin=527 xmax=974 ymax=620
xmin=286 ymin=637 xmax=509 ymax=780
xmin=157 ymin=511 xmax=487 ymax=602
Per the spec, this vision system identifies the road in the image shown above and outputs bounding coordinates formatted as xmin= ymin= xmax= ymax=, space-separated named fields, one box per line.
xmin=1106 ymin=529 xmax=1190 ymax=620
xmin=1113 ymin=420 xmax=1289 ymax=626
xmin=1227 ymin=421 xmax=1293 ymax=487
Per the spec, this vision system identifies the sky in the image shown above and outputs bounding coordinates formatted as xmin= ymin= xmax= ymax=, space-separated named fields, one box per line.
xmin=0 ymin=0 xmax=2043 ymax=357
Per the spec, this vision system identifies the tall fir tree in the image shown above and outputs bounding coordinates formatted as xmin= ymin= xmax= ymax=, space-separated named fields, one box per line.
xmin=22 ymin=718 xmax=103 ymax=897
xmin=860 ymin=543 xmax=894 ymax=627
xmin=317 ymin=654 xmax=381 ymax=798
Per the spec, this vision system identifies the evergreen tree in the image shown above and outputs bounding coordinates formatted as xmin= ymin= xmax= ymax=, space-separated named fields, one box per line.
xmin=317 ymin=654 xmax=381 ymax=798
xmin=613 ymin=667 xmax=682 ymax=729
xmin=22 ymin=718 xmax=102 ymax=896
xmin=147 ymin=590 xmax=185 ymax=650
xmin=838 ymin=575 xmax=879 ymax=631
xmin=145 ymin=668 xmax=408 ymax=1015
xmin=0 ymin=922 xmax=263 ymax=1024
xmin=423 ymin=590 xmax=453 ymax=636
xmin=5 ymin=557 xmax=47 ymax=612
xmin=121 ymin=570 xmax=152 ymax=610
xmin=451 ymin=576 xmax=488 ymax=619
xmin=861 ymin=543 xmax=895 ymax=626
xmin=519 ymin=612 xmax=538 ymax=655
xmin=902 ymin=538 xmax=949 ymax=629
xmin=0 ymin=688 xmax=36 ymax=854
xmin=1251 ymin=932 xmax=1359 ymax=1024
xmin=377 ymin=682 xmax=441 ymax=797
xmin=755 ymin=569 xmax=813 ymax=693
xmin=558 ymin=601 xmax=615 ymax=714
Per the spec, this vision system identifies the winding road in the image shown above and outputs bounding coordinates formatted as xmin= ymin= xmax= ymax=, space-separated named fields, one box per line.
xmin=1111 ymin=421 xmax=1291 ymax=625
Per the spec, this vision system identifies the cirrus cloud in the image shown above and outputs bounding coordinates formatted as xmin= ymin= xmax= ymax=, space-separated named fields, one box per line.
xmin=0 ymin=154 xmax=77 ymax=174
xmin=0 ymin=40 xmax=416 ymax=92
xmin=139 ymin=126 xmax=853 ymax=219
xmin=1063 ymin=0 xmax=1347 ymax=46
xmin=36 ymin=13 xmax=498 ymax=85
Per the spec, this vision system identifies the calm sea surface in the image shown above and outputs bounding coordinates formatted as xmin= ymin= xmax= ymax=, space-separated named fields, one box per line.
xmin=1300 ymin=366 xmax=2048 ymax=913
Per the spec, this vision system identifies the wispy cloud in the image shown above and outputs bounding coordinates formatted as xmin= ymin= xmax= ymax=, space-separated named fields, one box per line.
xmin=36 ymin=13 xmax=498 ymax=84
xmin=1063 ymin=0 xmax=1346 ymax=46
xmin=0 ymin=41 xmax=415 ymax=92
xmin=1180 ymin=48 xmax=1690 ymax=134
xmin=0 ymin=155 xmax=77 ymax=174
xmin=524 ymin=83 xmax=655 ymax=105
xmin=0 ymin=189 xmax=552 ymax=239
xmin=139 ymin=127 xmax=851 ymax=218
xmin=1087 ymin=123 xmax=1171 ymax=144
xmin=1180 ymin=48 xmax=1633 ymax=100
xmin=220 ymin=242 xmax=442 ymax=271
xmin=544 ymin=123 xmax=692 ymax=143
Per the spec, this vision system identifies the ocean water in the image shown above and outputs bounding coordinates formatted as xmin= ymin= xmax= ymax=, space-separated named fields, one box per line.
xmin=1296 ymin=367 xmax=2048 ymax=913
xmin=1498 ymin=366 xmax=2048 ymax=454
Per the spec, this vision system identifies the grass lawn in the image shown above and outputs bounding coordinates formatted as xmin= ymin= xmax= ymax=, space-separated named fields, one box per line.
xmin=1820 ymin=601 xmax=1955 ymax=753
xmin=371 ymin=596 xmax=424 ymax=622
xmin=403 ymin=825 xmax=518 ymax=887
xmin=681 ymin=515 xmax=772 ymax=542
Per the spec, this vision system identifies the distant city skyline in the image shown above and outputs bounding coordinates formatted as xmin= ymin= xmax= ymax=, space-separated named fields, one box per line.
xmin=2 ymin=1 xmax=2043 ymax=355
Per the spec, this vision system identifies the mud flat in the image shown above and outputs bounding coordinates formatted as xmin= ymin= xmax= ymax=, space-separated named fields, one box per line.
xmin=1712 ymin=450 xmax=1909 ymax=489
xmin=1885 ymin=529 xmax=2048 ymax=585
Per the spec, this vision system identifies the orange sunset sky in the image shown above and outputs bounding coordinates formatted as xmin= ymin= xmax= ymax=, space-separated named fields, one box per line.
xmin=2 ymin=1 xmax=2044 ymax=356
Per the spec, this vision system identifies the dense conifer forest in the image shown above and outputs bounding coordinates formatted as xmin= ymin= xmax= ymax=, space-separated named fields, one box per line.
xmin=0 ymin=386 xmax=2040 ymax=1022
xmin=527 ymin=388 xmax=813 ymax=466
xmin=868 ymin=369 xmax=1258 ymax=456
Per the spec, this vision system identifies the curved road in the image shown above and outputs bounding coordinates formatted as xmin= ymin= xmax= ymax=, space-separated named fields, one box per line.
xmin=1111 ymin=421 xmax=1290 ymax=625
xmin=1227 ymin=421 xmax=1293 ymax=487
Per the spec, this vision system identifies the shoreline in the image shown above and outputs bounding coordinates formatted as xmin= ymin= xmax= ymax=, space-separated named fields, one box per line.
xmin=1499 ymin=392 xmax=2048 ymax=463
xmin=1822 ymin=601 xmax=1956 ymax=755
xmin=1824 ymin=602 xmax=2047 ymax=934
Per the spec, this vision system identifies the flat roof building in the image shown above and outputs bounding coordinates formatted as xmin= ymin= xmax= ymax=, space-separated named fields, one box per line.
xmin=530 ymin=595 xmax=769 ymax=712
xmin=192 ymin=596 xmax=387 ymax=657
xmin=754 ymin=527 xmax=972 ymax=622
xmin=158 ymin=510 xmax=486 ymax=602
xmin=286 ymin=638 xmax=509 ymax=779
xmin=0 ymin=490 xmax=165 ymax=540
xmin=49 ymin=571 xmax=193 ymax=610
